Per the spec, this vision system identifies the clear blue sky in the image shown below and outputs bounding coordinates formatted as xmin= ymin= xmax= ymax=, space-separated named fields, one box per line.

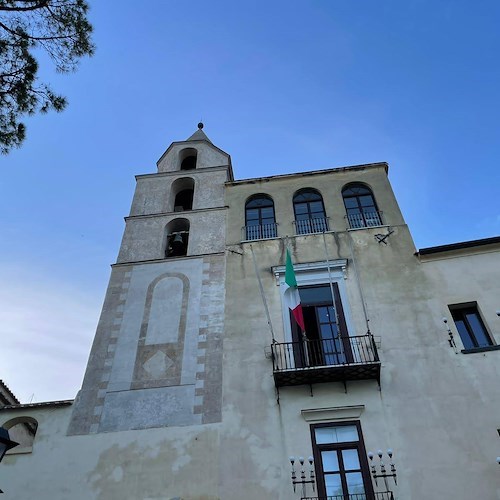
xmin=1 ymin=0 xmax=499 ymax=402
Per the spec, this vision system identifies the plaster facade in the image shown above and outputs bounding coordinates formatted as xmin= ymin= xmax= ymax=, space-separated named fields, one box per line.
xmin=1 ymin=126 xmax=500 ymax=499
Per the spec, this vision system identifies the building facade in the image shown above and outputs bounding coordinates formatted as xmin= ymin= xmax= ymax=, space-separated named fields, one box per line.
xmin=1 ymin=126 xmax=500 ymax=499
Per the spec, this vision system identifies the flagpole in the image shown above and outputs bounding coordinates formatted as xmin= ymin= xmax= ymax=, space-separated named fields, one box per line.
xmin=321 ymin=231 xmax=341 ymax=334
xmin=249 ymin=244 xmax=276 ymax=343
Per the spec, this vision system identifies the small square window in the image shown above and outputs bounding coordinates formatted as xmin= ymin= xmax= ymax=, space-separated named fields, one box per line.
xmin=449 ymin=303 xmax=493 ymax=350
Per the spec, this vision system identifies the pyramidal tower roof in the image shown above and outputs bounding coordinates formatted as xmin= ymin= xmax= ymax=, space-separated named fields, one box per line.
xmin=186 ymin=122 xmax=212 ymax=143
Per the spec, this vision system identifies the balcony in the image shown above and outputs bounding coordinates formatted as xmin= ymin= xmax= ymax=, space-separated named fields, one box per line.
xmin=294 ymin=217 xmax=329 ymax=235
xmin=345 ymin=211 xmax=383 ymax=229
xmin=271 ymin=335 xmax=380 ymax=388
xmin=302 ymin=493 xmax=394 ymax=500
xmin=243 ymin=222 xmax=278 ymax=241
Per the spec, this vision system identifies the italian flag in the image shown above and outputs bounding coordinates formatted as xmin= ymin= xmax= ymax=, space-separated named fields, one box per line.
xmin=284 ymin=249 xmax=305 ymax=332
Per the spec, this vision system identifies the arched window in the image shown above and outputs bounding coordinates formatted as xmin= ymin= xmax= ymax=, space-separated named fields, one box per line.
xmin=179 ymin=148 xmax=197 ymax=170
xmin=293 ymin=188 xmax=328 ymax=234
xmin=342 ymin=184 xmax=382 ymax=229
xmin=171 ymin=177 xmax=194 ymax=212
xmin=244 ymin=194 xmax=277 ymax=240
xmin=165 ymin=218 xmax=190 ymax=257
xmin=2 ymin=416 xmax=38 ymax=452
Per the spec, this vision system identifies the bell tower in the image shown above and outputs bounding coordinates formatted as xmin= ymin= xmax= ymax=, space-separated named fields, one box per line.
xmin=68 ymin=124 xmax=232 ymax=434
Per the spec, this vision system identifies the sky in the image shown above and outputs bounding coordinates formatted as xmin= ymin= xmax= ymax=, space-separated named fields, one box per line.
xmin=1 ymin=0 xmax=499 ymax=403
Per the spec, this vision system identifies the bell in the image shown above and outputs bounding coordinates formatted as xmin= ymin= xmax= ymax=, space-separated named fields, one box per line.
xmin=170 ymin=233 xmax=186 ymax=256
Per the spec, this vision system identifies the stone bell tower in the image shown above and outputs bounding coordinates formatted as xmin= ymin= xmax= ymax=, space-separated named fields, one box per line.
xmin=68 ymin=124 xmax=232 ymax=435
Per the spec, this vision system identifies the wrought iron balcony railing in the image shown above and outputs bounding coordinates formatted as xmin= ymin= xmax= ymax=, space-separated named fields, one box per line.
xmin=294 ymin=217 xmax=329 ymax=235
xmin=302 ymin=492 xmax=394 ymax=500
xmin=271 ymin=335 xmax=380 ymax=387
xmin=242 ymin=222 xmax=278 ymax=241
xmin=345 ymin=211 xmax=383 ymax=229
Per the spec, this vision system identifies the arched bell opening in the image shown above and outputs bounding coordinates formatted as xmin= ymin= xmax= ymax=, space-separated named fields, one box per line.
xmin=165 ymin=218 xmax=190 ymax=258
xmin=171 ymin=177 xmax=195 ymax=212
xmin=179 ymin=148 xmax=197 ymax=171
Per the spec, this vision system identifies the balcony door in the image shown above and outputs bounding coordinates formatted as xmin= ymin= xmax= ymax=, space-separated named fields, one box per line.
xmin=291 ymin=284 xmax=353 ymax=368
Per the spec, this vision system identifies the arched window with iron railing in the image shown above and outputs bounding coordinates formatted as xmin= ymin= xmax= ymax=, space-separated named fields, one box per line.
xmin=293 ymin=188 xmax=328 ymax=234
xmin=244 ymin=194 xmax=277 ymax=240
xmin=342 ymin=183 xmax=382 ymax=229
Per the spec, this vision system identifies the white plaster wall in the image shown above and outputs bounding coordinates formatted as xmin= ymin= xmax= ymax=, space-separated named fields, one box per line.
xmin=220 ymin=225 xmax=500 ymax=499
xmin=0 ymin=406 xmax=222 ymax=500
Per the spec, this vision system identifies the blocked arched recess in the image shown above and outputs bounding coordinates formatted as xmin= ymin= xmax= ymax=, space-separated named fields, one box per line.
xmin=165 ymin=218 xmax=190 ymax=258
xmin=179 ymin=147 xmax=197 ymax=171
xmin=170 ymin=177 xmax=195 ymax=212
xmin=132 ymin=272 xmax=190 ymax=388
xmin=2 ymin=416 xmax=38 ymax=452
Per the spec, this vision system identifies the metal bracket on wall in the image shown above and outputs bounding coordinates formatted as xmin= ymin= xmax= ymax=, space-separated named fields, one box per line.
xmin=374 ymin=228 xmax=394 ymax=245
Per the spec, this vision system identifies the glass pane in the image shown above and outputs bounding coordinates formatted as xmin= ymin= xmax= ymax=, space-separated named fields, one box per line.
xmin=455 ymin=318 xmax=475 ymax=349
xmin=465 ymin=312 xmax=491 ymax=347
xmin=315 ymin=425 xmax=358 ymax=444
xmin=336 ymin=425 xmax=359 ymax=442
xmin=247 ymin=197 xmax=272 ymax=208
xmin=309 ymin=201 xmax=325 ymax=214
xmin=299 ymin=286 xmax=333 ymax=306
xmin=294 ymin=203 xmax=308 ymax=215
xmin=321 ymin=451 xmax=340 ymax=472
xmin=261 ymin=217 xmax=275 ymax=225
xmin=325 ymin=474 xmax=343 ymax=497
xmin=246 ymin=219 xmax=260 ymax=227
xmin=317 ymin=306 xmax=330 ymax=323
xmin=344 ymin=197 xmax=358 ymax=209
xmin=260 ymin=207 xmax=275 ymax=219
xmin=347 ymin=207 xmax=361 ymax=215
xmin=359 ymin=195 xmax=375 ymax=207
xmin=296 ymin=213 xmax=309 ymax=221
xmin=346 ymin=472 xmax=365 ymax=495
xmin=246 ymin=209 xmax=259 ymax=221
xmin=342 ymin=449 xmax=361 ymax=470
xmin=320 ymin=324 xmax=334 ymax=339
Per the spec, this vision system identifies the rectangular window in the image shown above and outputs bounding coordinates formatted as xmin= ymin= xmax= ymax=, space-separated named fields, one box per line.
xmin=311 ymin=422 xmax=374 ymax=499
xmin=450 ymin=303 xmax=493 ymax=350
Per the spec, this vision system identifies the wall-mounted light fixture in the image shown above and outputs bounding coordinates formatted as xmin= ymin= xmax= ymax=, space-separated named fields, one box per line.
xmin=290 ymin=456 xmax=315 ymax=498
xmin=368 ymin=449 xmax=397 ymax=492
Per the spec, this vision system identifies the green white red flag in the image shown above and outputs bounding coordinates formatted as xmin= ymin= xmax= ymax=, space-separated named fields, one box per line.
xmin=284 ymin=249 xmax=305 ymax=332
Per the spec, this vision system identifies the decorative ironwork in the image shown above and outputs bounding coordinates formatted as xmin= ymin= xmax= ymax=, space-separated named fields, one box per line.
xmin=345 ymin=211 xmax=383 ymax=229
xmin=290 ymin=456 xmax=316 ymax=498
xmin=294 ymin=217 xmax=329 ymax=235
xmin=271 ymin=335 xmax=380 ymax=388
xmin=301 ymin=493 xmax=394 ymax=500
xmin=243 ymin=222 xmax=278 ymax=241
